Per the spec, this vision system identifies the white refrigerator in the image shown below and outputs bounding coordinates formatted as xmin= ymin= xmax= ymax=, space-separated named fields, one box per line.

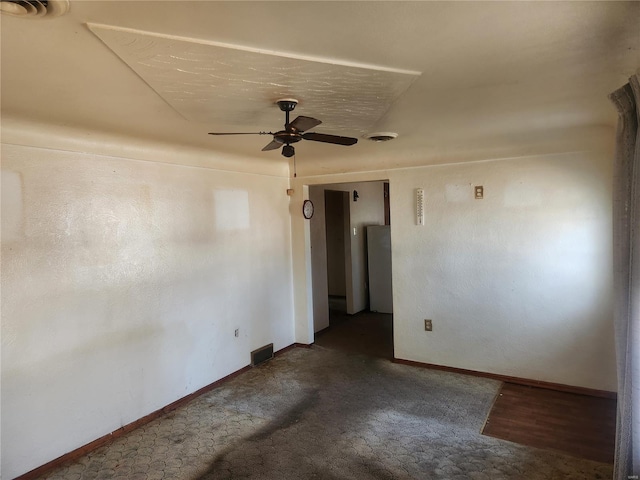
xmin=367 ymin=225 xmax=393 ymax=313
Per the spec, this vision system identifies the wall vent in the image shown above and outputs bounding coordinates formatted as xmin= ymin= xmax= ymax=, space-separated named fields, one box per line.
xmin=251 ymin=343 xmax=274 ymax=366
xmin=0 ymin=0 xmax=69 ymax=18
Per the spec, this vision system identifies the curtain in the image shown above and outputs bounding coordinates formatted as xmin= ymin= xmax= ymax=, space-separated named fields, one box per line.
xmin=609 ymin=73 xmax=639 ymax=480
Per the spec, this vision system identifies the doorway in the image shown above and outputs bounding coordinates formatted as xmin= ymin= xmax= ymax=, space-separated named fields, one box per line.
xmin=325 ymin=190 xmax=350 ymax=315
xmin=309 ymin=180 xmax=393 ymax=359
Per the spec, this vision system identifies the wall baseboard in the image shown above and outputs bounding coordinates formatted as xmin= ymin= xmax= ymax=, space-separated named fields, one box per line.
xmin=274 ymin=343 xmax=296 ymax=356
xmin=314 ymin=326 xmax=331 ymax=337
xmin=15 ymin=343 xmax=300 ymax=480
xmin=392 ymin=357 xmax=617 ymax=399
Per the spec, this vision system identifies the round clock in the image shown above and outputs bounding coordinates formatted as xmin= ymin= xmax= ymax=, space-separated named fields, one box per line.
xmin=302 ymin=200 xmax=314 ymax=219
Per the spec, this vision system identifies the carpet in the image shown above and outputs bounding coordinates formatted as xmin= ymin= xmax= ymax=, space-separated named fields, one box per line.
xmin=40 ymin=347 xmax=613 ymax=480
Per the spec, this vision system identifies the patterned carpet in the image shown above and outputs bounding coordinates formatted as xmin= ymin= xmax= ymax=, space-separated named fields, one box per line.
xmin=38 ymin=346 xmax=612 ymax=480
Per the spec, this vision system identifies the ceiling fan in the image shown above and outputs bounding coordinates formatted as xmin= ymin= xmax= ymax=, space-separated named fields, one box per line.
xmin=208 ymin=99 xmax=358 ymax=157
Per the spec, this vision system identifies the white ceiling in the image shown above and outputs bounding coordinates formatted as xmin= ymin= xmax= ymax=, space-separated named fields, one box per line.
xmin=88 ymin=23 xmax=420 ymax=134
xmin=1 ymin=1 xmax=639 ymax=170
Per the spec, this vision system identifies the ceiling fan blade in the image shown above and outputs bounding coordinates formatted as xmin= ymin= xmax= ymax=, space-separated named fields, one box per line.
xmin=208 ymin=132 xmax=271 ymax=135
xmin=302 ymin=132 xmax=358 ymax=146
xmin=289 ymin=116 xmax=322 ymax=133
xmin=262 ymin=139 xmax=281 ymax=151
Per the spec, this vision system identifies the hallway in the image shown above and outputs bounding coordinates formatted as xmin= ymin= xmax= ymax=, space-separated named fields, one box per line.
xmin=314 ymin=306 xmax=393 ymax=359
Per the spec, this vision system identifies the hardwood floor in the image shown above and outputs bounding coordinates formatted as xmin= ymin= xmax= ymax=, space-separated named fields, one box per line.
xmin=482 ymin=382 xmax=617 ymax=464
xmin=314 ymin=308 xmax=393 ymax=359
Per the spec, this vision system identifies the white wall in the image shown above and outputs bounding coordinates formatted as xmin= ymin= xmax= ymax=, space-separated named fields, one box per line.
xmin=309 ymin=182 xmax=385 ymax=331
xmin=1 ymin=136 xmax=295 ymax=479
xmin=293 ymin=148 xmax=616 ymax=392
xmin=390 ymin=151 xmax=616 ymax=391
xmin=309 ymin=186 xmax=330 ymax=332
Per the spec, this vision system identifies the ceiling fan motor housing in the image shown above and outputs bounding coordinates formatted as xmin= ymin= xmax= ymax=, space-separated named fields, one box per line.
xmin=274 ymin=131 xmax=302 ymax=144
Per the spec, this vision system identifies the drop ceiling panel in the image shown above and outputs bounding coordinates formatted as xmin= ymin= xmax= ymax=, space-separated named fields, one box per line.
xmin=88 ymin=24 xmax=420 ymax=135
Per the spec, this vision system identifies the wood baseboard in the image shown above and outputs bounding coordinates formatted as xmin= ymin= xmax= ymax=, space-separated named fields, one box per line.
xmin=314 ymin=325 xmax=331 ymax=337
xmin=274 ymin=344 xmax=295 ymax=356
xmin=392 ymin=358 xmax=617 ymax=399
xmin=16 ymin=342 xmax=304 ymax=480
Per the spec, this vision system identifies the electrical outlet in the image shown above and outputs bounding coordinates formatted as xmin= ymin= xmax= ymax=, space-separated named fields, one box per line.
xmin=234 ymin=328 xmax=239 ymax=337
xmin=424 ymin=319 xmax=432 ymax=331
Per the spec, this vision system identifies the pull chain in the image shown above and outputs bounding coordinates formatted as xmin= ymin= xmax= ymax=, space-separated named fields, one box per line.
xmin=293 ymin=152 xmax=297 ymax=178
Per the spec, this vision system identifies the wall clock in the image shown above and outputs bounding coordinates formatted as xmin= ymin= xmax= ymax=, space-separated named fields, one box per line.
xmin=302 ymin=200 xmax=314 ymax=219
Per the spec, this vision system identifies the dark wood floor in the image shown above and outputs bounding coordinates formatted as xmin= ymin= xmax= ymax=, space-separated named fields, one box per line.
xmin=314 ymin=304 xmax=393 ymax=359
xmin=482 ymin=382 xmax=617 ymax=464
xmin=315 ymin=301 xmax=616 ymax=465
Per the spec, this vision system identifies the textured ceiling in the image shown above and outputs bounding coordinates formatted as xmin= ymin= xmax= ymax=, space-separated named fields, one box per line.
xmin=89 ymin=24 xmax=420 ymax=135
xmin=1 ymin=1 xmax=639 ymax=172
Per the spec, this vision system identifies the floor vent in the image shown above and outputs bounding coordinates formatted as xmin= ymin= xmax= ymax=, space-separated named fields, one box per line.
xmin=251 ymin=343 xmax=274 ymax=366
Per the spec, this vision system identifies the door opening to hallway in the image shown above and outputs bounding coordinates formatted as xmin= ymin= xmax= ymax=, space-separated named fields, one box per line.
xmin=309 ymin=181 xmax=393 ymax=359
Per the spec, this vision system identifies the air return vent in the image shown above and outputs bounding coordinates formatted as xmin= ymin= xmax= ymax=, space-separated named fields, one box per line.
xmin=0 ymin=0 xmax=69 ymax=18
xmin=365 ymin=132 xmax=398 ymax=142
xmin=251 ymin=343 xmax=274 ymax=366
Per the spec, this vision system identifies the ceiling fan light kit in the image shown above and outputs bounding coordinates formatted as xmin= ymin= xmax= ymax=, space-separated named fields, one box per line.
xmin=282 ymin=145 xmax=295 ymax=158
xmin=208 ymin=99 xmax=359 ymax=158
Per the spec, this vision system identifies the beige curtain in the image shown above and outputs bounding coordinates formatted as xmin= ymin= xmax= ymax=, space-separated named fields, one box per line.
xmin=609 ymin=74 xmax=639 ymax=480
